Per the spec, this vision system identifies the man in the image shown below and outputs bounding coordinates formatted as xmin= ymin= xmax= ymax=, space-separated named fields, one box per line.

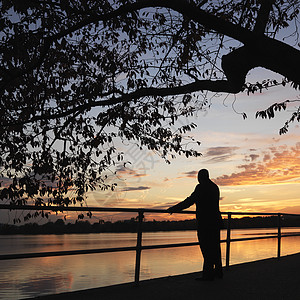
xmin=167 ymin=169 xmax=223 ymax=281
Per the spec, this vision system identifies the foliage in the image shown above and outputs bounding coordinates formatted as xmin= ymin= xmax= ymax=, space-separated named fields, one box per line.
xmin=256 ymin=100 xmax=300 ymax=134
xmin=0 ymin=0 xmax=300 ymax=212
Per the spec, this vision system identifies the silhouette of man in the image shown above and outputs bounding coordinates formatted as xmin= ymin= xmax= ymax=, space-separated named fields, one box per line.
xmin=167 ymin=169 xmax=223 ymax=281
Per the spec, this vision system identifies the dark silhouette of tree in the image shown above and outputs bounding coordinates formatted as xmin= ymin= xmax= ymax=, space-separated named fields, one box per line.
xmin=1 ymin=216 xmax=300 ymax=234
xmin=1 ymin=1 xmax=299 ymax=210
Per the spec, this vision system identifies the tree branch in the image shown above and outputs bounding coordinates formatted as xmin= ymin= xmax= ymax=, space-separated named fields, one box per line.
xmin=254 ymin=0 xmax=275 ymax=34
xmin=2 ymin=79 xmax=240 ymax=127
xmin=0 ymin=0 xmax=267 ymax=90
xmin=63 ymin=0 xmax=255 ymax=45
xmin=2 ymin=0 xmax=299 ymax=92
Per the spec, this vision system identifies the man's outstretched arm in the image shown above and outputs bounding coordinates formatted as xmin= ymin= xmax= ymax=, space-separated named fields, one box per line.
xmin=167 ymin=186 xmax=198 ymax=213
xmin=167 ymin=197 xmax=194 ymax=213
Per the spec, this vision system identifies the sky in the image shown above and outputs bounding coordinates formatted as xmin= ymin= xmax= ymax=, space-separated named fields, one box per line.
xmin=72 ymin=67 xmax=300 ymax=223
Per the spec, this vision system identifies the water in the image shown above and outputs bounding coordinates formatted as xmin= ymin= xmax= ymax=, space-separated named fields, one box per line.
xmin=0 ymin=228 xmax=299 ymax=299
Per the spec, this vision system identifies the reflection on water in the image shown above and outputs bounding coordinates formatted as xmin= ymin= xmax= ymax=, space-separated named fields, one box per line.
xmin=0 ymin=228 xmax=299 ymax=299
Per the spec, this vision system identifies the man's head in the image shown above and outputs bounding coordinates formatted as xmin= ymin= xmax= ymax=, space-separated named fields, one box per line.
xmin=198 ymin=169 xmax=209 ymax=183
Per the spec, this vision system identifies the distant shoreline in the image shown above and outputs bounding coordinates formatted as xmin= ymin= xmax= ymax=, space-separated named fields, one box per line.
xmin=1 ymin=215 xmax=300 ymax=235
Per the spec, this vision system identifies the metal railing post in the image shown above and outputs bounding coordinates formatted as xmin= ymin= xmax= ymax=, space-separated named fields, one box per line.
xmin=277 ymin=213 xmax=281 ymax=259
xmin=134 ymin=210 xmax=144 ymax=285
xmin=226 ymin=212 xmax=232 ymax=270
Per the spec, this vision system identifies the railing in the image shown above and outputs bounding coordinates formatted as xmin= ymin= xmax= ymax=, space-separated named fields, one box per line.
xmin=0 ymin=204 xmax=300 ymax=285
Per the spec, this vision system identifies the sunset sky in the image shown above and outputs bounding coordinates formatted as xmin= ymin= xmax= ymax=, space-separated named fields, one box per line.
xmin=76 ymin=67 xmax=300 ymax=222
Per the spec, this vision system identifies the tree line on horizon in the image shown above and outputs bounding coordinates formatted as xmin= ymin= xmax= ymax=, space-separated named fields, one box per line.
xmin=1 ymin=216 xmax=300 ymax=235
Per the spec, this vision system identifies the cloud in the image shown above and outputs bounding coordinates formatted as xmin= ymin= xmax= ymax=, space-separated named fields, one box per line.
xmin=249 ymin=154 xmax=259 ymax=161
xmin=204 ymin=146 xmax=239 ymax=163
xmin=263 ymin=154 xmax=271 ymax=161
xmin=120 ymin=186 xmax=150 ymax=192
xmin=175 ymin=170 xmax=197 ymax=180
xmin=243 ymin=153 xmax=260 ymax=162
xmin=214 ymin=143 xmax=300 ymax=186
xmin=116 ymin=166 xmax=148 ymax=178
xmin=206 ymin=146 xmax=239 ymax=156
xmin=181 ymin=170 xmax=198 ymax=178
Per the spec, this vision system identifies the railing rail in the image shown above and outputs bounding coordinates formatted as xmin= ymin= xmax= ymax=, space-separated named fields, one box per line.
xmin=0 ymin=204 xmax=300 ymax=285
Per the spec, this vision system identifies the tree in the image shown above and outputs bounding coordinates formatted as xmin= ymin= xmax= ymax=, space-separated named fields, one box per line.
xmin=0 ymin=0 xmax=299 ymax=211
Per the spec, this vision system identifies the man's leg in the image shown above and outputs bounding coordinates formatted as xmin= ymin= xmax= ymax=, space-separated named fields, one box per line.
xmin=213 ymin=228 xmax=223 ymax=278
xmin=197 ymin=229 xmax=214 ymax=280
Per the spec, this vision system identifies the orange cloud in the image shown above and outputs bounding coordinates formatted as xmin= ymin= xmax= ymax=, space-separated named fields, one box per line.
xmin=215 ymin=143 xmax=300 ymax=186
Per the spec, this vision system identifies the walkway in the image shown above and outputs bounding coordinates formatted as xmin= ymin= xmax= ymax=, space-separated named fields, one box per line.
xmin=32 ymin=253 xmax=300 ymax=300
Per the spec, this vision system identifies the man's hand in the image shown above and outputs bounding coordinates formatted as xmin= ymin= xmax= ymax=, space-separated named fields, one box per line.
xmin=167 ymin=207 xmax=175 ymax=214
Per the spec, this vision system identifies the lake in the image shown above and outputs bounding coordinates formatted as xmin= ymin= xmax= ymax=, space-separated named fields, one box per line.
xmin=0 ymin=228 xmax=299 ymax=299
